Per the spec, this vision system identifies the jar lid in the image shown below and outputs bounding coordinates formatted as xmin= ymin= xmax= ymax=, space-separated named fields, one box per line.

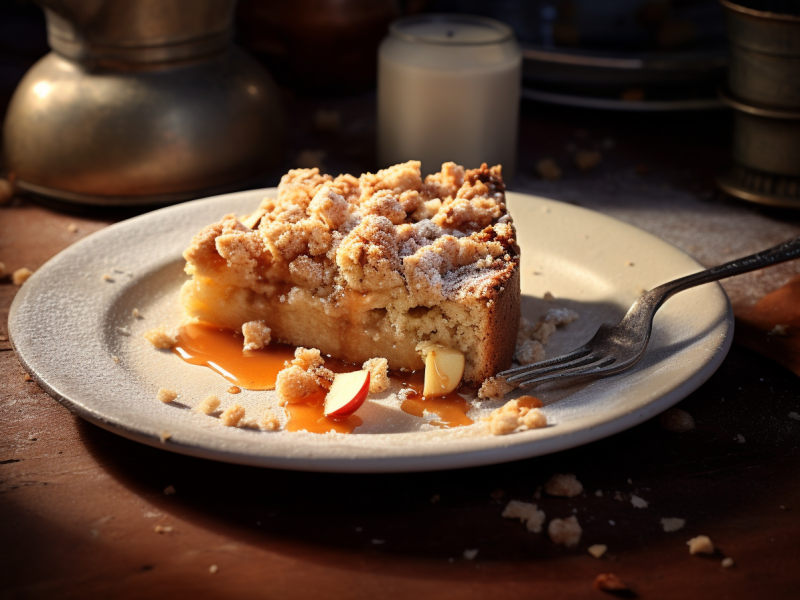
xmin=389 ymin=14 xmax=514 ymax=46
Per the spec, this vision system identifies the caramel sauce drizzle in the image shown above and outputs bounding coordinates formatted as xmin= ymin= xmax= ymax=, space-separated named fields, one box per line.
xmin=173 ymin=323 xmax=295 ymax=390
xmin=393 ymin=371 xmax=474 ymax=429
xmin=173 ymin=324 xmax=479 ymax=433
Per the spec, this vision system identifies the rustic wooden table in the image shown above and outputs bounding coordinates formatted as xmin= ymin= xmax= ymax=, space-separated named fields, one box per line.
xmin=2 ymin=96 xmax=800 ymax=599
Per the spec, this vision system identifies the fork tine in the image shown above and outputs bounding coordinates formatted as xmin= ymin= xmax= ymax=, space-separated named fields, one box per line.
xmin=515 ymin=356 xmax=617 ymax=388
xmin=502 ymin=349 xmax=595 ymax=383
xmin=499 ymin=346 xmax=591 ymax=381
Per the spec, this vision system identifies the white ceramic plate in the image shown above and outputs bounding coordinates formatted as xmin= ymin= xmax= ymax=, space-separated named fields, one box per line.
xmin=9 ymin=190 xmax=732 ymax=472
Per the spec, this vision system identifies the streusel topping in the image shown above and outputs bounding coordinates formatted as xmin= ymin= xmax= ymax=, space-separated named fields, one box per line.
xmin=184 ymin=161 xmax=517 ymax=307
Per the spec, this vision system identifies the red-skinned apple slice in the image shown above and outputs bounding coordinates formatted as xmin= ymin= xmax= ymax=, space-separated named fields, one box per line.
xmin=323 ymin=370 xmax=371 ymax=417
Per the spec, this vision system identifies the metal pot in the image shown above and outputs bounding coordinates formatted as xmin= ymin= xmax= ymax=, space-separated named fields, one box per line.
xmin=3 ymin=0 xmax=286 ymax=206
xmin=722 ymin=0 xmax=800 ymax=110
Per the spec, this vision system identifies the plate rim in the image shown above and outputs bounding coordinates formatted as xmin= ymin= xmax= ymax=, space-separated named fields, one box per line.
xmin=8 ymin=189 xmax=733 ymax=473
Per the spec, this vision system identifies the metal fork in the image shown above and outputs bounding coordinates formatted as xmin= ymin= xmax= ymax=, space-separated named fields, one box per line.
xmin=498 ymin=235 xmax=800 ymax=389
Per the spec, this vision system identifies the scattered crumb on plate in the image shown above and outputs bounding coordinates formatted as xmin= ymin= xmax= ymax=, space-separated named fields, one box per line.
xmin=196 ymin=395 xmax=221 ymax=415
xmin=157 ymin=388 xmax=177 ymax=403
xmin=220 ymin=404 xmax=245 ymax=427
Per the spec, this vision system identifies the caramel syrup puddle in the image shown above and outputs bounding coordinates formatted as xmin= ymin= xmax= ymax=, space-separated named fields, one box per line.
xmin=393 ymin=371 xmax=473 ymax=428
xmin=284 ymin=388 xmax=363 ymax=434
xmin=173 ymin=323 xmax=296 ymax=390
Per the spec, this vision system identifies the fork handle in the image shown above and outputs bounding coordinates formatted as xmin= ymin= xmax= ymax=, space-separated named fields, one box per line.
xmin=629 ymin=235 xmax=800 ymax=324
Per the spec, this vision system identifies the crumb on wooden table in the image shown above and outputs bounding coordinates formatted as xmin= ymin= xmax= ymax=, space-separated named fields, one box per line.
xmin=593 ymin=573 xmax=628 ymax=591
xmin=159 ymin=431 xmax=171 ymax=443
xmin=196 ymin=395 xmax=221 ymax=415
xmin=242 ymin=320 xmax=271 ymax=351
xmin=362 ymin=357 xmax=390 ymax=393
xmin=660 ymin=408 xmax=695 ymax=432
xmin=23 ymin=373 xmax=33 ymax=382
xmin=545 ymin=473 xmax=584 ymax=498
xmin=67 ymin=223 xmax=78 ymax=233
xmin=163 ymin=485 xmax=176 ymax=495
xmin=462 ymin=549 xmax=478 ymax=560
xmin=220 ymin=404 xmax=245 ymax=427
xmin=502 ymin=500 xmax=546 ymax=533
xmin=574 ymin=150 xmax=602 ymax=171
xmin=687 ymin=535 xmax=714 ymax=555
xmin=154 ymin=525 xmax=173 ymax=534
xmin=588 ymin=544 xmax=607 ymax=559
xmin=209 ymin=564 xmax=219 ymax=574
xmin=630 ymin=495 xmax=648 ymax=509
xmin=536 ymin=158 xmax=562 ymax=180
xmin=12 ymin=267 xmax=33 ymax=286
xmin=722 ymin=557 xmax=734 ymax=568
xmin=144 ymin=326 xmax=177 ymax=349
xmin=157 ymin=388 xmax=177 ymax=403
xmin=768 ymin=324 xmax=789 ymax=337
xmin=543 ymin=291 xmax=555 ymax=302
xmin=548 ymin=516 xmax=582 ymax=547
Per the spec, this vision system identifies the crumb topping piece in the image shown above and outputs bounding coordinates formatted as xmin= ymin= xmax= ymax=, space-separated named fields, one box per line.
xmin=276 ymin=347 xmax=334 ymax=403
xmin=548 ymin=516 xmax=582 ymax=547
xmin=362 ymin=357 xmax=390 ymax=393
xmin=588 ymin=544 xmax=607 ymax=558
xmin=242 ymin=320 xmax=272 ymax=351
xmin=478 ymin=376 xmax=516 ymax=400
xmin=157 ymin=388 xmax=178 ymax=403
xmin=544 ymin=473 xmax=584 ymax=498
xmin=502 ymin=500 xmax=546 ymax=533
xmin=687 ymin=535 xmax=714 ymax=555
xmin=486 ymin=399 xmax=547 ymax=435
xmin=183 ymin=161 xmax=517 ymax=308
xmin=12 ymin=267 xmax=33 ymax=286
xmin=220 ymin=404 xmax=245 ymax=427
xmin=196 ymin=395 xmax=221 ymax=415
xmin=144 ymin=326 xmax=177 ymax=349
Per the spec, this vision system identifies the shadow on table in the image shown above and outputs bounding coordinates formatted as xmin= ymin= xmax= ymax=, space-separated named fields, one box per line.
xmin=72 ymin=345 xmax=800 ymax=580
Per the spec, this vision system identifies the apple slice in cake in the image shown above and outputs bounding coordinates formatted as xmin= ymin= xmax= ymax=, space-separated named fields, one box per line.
xmin=181 ymin=161 xmax=520 ymax=385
